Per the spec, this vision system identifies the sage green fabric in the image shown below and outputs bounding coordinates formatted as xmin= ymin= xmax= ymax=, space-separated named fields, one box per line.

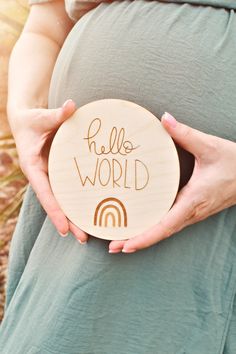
xmin=1 ymin=1 xmax=236 ymax=353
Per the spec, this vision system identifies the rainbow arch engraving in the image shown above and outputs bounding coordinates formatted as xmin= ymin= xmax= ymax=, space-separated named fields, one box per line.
xmin=94 ymin=197 xmax=127 ymax=228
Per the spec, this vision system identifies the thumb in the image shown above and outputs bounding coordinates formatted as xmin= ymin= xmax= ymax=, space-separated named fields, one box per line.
xmin=161 ymin=112 xmax=208 ymax=157
xmin=44 ymin=99 xmax=77 ymax=131
xmin=54 ymin=99 xmax=77 ymax=126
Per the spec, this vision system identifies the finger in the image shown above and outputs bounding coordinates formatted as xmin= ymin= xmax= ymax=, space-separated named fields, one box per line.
xmin=108 ymin=240 xmax=126 ymax=253
xmin=37 ymin=99 xmax=77 ymax=132
xmin=27 ymin=167 xmax=70 ymax=237
xmin=161 ymin=112 xmax=212 ymax=158
xmin=68 ymin=220 xmax=89 ymax=244
xmin=120 ymin=190 xmax=193 ymax=253
xmin=51 ymin=99 xmax=77 ymax=127
xmin=60 ymin=99 xmax=77 ymax=121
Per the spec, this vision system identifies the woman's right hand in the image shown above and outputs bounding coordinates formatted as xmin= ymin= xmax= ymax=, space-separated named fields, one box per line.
xmin=10 ymin=99 xmax=89 ymax=244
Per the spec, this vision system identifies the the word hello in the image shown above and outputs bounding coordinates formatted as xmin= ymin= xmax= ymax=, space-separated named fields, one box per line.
xmin=73 ymin=118 xmax=150 ymax=190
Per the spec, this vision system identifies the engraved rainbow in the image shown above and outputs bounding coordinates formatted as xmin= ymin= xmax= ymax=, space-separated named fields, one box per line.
xmin=94 ymin=197 xmax=127 ymax=227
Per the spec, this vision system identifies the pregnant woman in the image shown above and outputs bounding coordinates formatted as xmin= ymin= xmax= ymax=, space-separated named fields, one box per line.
xmin=0 ymin=0 xmax=236 ymax=353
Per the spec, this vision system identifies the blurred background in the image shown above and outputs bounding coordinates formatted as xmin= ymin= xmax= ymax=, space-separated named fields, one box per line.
xmin=0 ymin=0 xmax=29 ymax=322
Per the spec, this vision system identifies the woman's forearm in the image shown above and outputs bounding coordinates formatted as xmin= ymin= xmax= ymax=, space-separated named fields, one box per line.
xmin=7 ymin=32 xmax=61 ymax=115
xmin=7 ymin=1 xmax=74 ymax=129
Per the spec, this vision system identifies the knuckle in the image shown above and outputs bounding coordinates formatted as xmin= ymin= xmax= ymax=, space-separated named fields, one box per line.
xmin=159 ymin=221 xmax=175 ymax=239
xmin=200 ymin=136 xmax=219 ymax=160
xmin=181 ymin=125 xmax=192 ymax=140
xmin=136 ymin=235 xmax=151 ymax=249
xmin=36 ymin=109 xmax=47 ymax=119
xmin=186 ymin=195 xmax=209 ymax=221
xmin=166 ymin=227 xmax=174 ymax=238
xmin=32 ymin=111 xmax=44 ymax=124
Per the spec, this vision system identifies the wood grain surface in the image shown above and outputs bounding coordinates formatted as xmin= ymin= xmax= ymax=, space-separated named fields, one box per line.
xmin=49 ymin=99 xmax=180 ymax=240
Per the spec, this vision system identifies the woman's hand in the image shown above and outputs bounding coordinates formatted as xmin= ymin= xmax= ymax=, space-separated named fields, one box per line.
xmin=109 ymin=112 xmax=236 ymax=253
xmin=11 ymin=99 xmax=88 ymax=243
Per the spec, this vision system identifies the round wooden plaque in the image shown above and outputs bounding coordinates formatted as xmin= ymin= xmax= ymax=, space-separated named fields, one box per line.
xmin=48 ymin=99 xmax=180 ymax=240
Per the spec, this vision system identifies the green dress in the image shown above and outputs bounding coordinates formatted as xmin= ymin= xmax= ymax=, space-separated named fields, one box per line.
xmin=1 ymin=1 xmax=236 ymax=353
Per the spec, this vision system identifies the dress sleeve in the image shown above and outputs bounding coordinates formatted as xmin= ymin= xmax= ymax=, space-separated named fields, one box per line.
xmin=28 ymin=0 xmax=112 ymax=22
xmin=65 ymin=0 xmax=112 ymax=21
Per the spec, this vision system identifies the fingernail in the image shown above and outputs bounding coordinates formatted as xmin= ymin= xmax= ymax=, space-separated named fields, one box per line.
xmin=109 ymin=249 xmax=121 ymax=253
xmin=122 ymin=248 xmax=136 ymax=253
xmin=62 ymin=99 xmax=73 ymax=108
xmin=59 ymin=232 xmax=68 ymax=237
xmin=78 ymin=239 xmax=87 ymax=245
xmin=162 ymin=112 xmax=177 ymax=128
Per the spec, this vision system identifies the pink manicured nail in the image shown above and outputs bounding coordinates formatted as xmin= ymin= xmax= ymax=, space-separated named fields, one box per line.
xmin=109 ymin=249 xmax=121 ymax=253
xmin=78 ymin=239 xmax=87 ymax=245
xmin=122 ymin=248 xmax=136 ymax=253
xmin=162 ymin=112 xmax=177 ymax=128
xmin=59 ymin=232 xmax=68 ymax=237
xmin=62 ymin=99 xmax=73 ymax=108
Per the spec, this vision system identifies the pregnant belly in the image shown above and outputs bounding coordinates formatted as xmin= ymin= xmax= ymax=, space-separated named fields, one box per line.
xmin=49 ymin=0 xmax=236 ymax=143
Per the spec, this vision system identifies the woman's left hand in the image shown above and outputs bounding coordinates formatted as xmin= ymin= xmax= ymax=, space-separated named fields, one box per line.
xmin=109 ymin=112 xmax=236 ymax=254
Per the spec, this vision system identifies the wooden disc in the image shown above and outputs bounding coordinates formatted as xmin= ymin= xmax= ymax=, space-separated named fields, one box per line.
xmin=48 ymin=99 xmax=180 ymax=240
